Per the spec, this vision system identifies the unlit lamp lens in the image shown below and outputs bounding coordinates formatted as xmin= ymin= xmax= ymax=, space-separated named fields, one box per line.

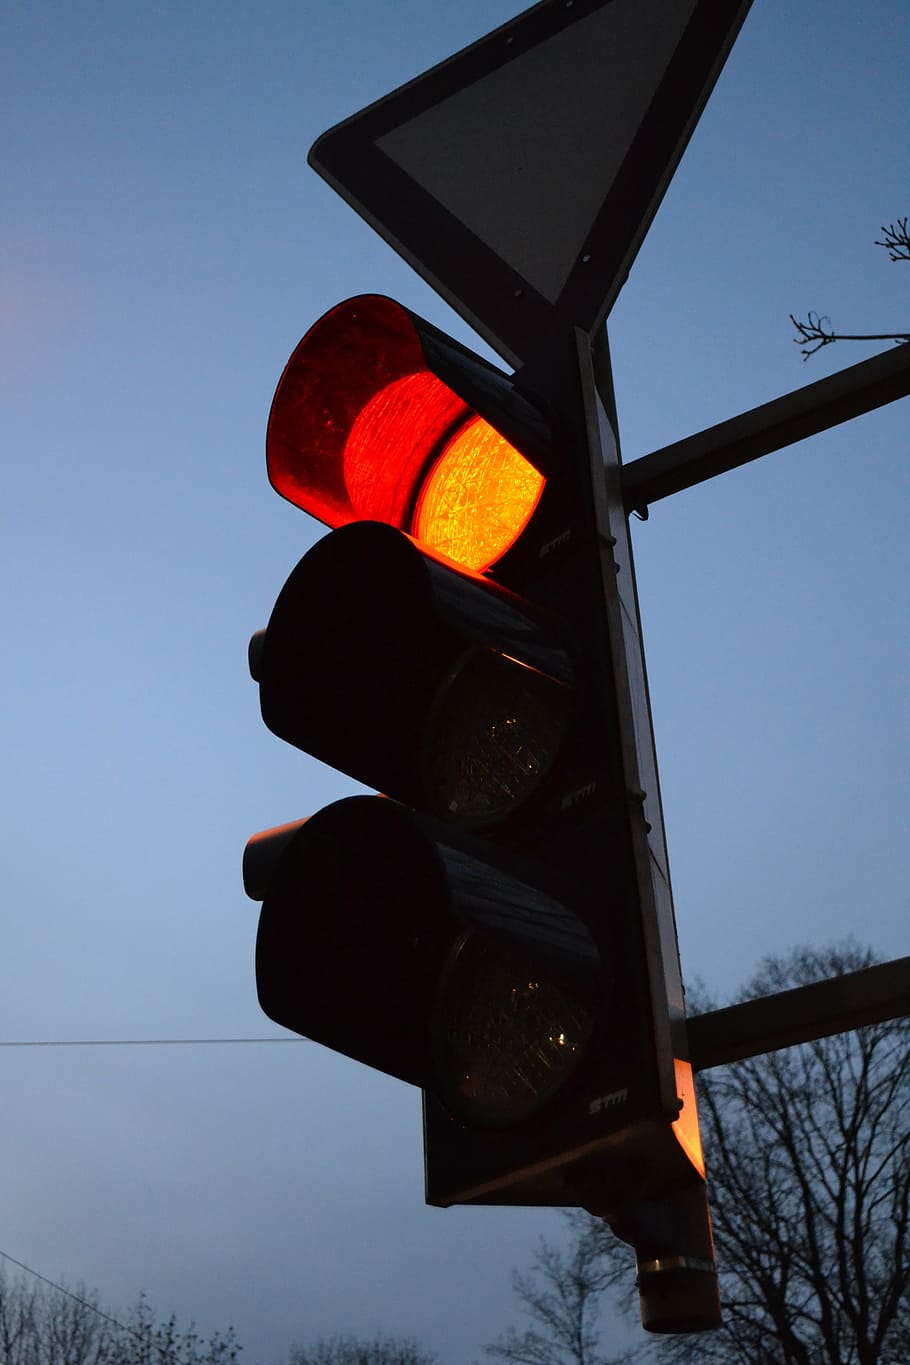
xmin=434 ymin=932 xmax=593 ymax=1126
xmin=421 ymin=649 xmax=571 ymax=825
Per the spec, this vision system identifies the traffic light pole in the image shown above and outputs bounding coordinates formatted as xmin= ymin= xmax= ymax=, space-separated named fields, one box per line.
xmin=580 ymin=333 xmax=722 ymax=1333
xmin=576 ymin=327 xmax=689 ymax=1108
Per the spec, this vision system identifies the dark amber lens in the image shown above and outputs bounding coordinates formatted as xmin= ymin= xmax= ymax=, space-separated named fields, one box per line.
xmin=421 ymin=648 xmax=570 ymax=825
xmin=433 ymin=931 xmax=593 ymax=1127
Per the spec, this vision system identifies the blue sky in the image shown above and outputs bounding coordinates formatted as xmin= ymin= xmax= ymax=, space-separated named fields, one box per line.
xmin=1 ymin=1 xmax=907 ymax=1361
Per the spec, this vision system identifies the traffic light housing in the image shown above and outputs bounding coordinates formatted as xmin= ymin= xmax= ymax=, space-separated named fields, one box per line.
xmin=246 ymin=295 xmax=718 ymax=1331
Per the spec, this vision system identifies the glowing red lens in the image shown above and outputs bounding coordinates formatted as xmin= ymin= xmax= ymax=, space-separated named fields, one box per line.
xmin=343 ymin=371 xmax=465 ymax=528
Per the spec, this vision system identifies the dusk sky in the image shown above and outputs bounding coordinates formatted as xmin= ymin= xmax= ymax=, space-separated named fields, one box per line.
xmin=2 ymin=1 xmax=907 ymax=1361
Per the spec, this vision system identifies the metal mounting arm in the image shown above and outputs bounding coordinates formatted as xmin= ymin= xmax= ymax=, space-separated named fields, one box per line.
xmin=622 ymin=344 xmax=910 ymax=515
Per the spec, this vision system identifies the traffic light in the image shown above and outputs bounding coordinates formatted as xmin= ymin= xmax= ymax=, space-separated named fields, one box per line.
xmin=245 ymin=294 xmax=717 ymax=1332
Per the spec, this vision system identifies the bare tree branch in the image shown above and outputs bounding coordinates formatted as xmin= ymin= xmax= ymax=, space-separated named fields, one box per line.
xmin=790 ymin=215 xmax=909 ymax=358
xmin=875 ymin=218 xmax=910 ymax=262
xmin=291 ymin=1334 xmax=439 ymax=1365
xmin=789 ymin=313 xmax=909 ymax=361
xmin=483 ymin=1211 xmax=640 ymax=1365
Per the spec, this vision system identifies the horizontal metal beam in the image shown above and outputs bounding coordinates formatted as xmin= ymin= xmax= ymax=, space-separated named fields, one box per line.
xmin=687 ymin=956 xmax=910 ymax=1072
xmin=621 ymin=343 xmax=910 ymax=512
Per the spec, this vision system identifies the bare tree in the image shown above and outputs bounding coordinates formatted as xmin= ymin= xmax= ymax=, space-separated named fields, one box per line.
xmin=482 ymin=1214 xmax=637 ymax=1365
xmin=289 ymin=1333 xmax=439 ymax=1365
xmin=487 ymin=944 xmax=910 ymax=1365
xmin=0 ymin=1268 xmax=242 ymax=1365
xmin=671 ymin=943 xmax=910 ymax=1365
xmin=103 ymin=1295 xmax=242 ymax=1365
xmin=790 ymin=219 xmax=909 ymax=358
xmin=0 ymin=1269 xmax=110 ymax=1365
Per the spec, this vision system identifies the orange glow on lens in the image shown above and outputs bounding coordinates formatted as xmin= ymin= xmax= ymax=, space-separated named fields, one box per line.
xmin=672 ymin=1058 xmax=705 ymax=1178
xmin=414 ymin=419 xmax=545 ymax=571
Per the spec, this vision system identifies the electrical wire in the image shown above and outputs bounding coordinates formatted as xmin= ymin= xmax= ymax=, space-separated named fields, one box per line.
xmin=0 ymin=1036 xmax=305 ymax=1047
xmin=0 ymin=1036 xmax=304 ymax=1349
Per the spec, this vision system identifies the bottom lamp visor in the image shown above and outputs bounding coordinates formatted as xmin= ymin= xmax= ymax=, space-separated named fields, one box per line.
xmin=254 ymin=795 xmax=598 ymax=1109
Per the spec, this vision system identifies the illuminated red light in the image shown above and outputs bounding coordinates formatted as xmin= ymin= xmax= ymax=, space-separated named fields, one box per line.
xmin=266 ymin=295 xmax=544 ymax=572
xmin=344 ymin=370 xmax=465 ymax=528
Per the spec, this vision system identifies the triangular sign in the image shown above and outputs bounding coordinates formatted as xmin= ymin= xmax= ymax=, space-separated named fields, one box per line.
xmin=310 ymin=0 xmax=752 ymax=366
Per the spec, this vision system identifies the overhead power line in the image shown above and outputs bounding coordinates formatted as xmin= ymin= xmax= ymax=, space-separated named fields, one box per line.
xmin=0 ymin=1036 xmax=305 ymax=1047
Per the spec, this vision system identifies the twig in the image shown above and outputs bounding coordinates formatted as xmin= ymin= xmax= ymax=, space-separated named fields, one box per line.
xmin=875 ymin=217 xmax=910 ymax=262
xmin=789 ymin=312 xmax=910 ymax=361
